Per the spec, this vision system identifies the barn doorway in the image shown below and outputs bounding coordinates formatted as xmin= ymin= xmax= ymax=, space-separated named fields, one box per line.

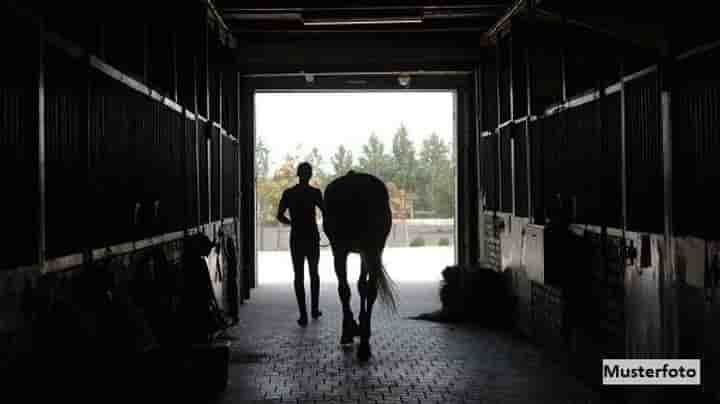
xmin=253 ymin=91 xmax=457 ymax=285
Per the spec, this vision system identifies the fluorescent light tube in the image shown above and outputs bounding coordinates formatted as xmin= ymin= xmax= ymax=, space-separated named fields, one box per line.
xmin=303 ymin=17 xmax=422 ymax=26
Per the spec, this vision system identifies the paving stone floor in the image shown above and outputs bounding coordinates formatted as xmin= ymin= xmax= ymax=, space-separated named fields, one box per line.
xmin=212 ymin=282 xmax=609 ymax=404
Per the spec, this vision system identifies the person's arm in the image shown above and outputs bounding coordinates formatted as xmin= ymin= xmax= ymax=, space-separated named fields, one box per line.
xmin=316 ymin=189 xmax=325 ymax=217
xmin=277 ymin=191 xmax=291 ymax=225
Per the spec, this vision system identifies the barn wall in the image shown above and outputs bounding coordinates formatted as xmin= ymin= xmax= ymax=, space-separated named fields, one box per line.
xmin=474 ymin=14 xmax=720 ymax=390
xmin=672 ymin=46 xmax=720 ymax=391
xmin=3 ymin=1 xmax=720 ymax=395
xmin=0 ymin=2 xmax=243 ymax=375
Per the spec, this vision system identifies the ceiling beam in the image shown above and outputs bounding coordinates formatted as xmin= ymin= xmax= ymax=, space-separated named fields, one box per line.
xmin=220 ymin=3 xmax=509 ymax=13
xmin=220 ymin=3 xmax=508 ymax=32
xmin=481 ymin=0 xmax=525 ymax=43
xmin=534 ymin=7 xmax=667 ymax=53
xmin=205 ymin=0 xmax=229 ymax=31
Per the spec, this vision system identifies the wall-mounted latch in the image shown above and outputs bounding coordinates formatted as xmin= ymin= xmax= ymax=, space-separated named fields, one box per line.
xmin=706 ymin=253 xmax=720 ymax=303
xmin=640 ymin=234 xmax=651 ymax=268
xmin=710 ymin=253 xmax=720 ymax=289
xmin=625 ymin=240 xmax=638 ymax=265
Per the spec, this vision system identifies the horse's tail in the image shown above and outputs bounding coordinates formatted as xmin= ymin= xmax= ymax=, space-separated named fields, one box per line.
xmin=375 ymin=261 xmax=399 ymax=314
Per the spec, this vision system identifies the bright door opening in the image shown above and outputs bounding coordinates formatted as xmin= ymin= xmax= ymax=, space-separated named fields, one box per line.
xmin=254 ymin=91 xmax=456 ymax=284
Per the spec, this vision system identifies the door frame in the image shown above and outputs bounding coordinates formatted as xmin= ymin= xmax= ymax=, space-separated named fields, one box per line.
xmin=239 ymin=71 xmax=479 ymax=292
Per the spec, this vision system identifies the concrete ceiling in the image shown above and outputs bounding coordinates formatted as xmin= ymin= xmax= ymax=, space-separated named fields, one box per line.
xmin=214 ymin=1 xmax=515 ymax=34
xmin=215 ymin=1 xmax=717 ymax=73
xmin=214 ymin=1 xmax=515 ymax=73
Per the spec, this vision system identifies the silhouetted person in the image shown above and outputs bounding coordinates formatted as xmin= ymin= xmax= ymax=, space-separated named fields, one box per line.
xmin=277 ymin=162 xmax=324 ymax=326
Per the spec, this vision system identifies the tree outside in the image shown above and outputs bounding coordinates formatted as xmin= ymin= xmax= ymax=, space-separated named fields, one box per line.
xmin=256 ymin=124 xmax=455 ymax=250
xmin=357 ymin=133 xmax=393 ymax=180
xmin=418 ymin=132 xmax=454 ymax=218
xmin=330 ymin=145 xmax=354 ymax=177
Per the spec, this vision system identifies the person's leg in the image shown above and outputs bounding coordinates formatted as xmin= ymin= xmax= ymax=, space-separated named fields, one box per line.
xmin=290 ymin=241 xmax=308 ymax=325
xmin=308 ymin=241 xmax=321 ymax=318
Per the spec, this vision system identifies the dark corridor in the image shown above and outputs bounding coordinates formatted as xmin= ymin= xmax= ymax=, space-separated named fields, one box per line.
xmin=1 ymin=1 xmax=719 ymax=403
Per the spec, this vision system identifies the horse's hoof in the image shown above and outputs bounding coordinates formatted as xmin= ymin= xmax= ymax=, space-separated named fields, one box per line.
xmin=357 ymin=343 xmax=371 ymax=361
xmin=340 ymin=319 xmax=359 ymax=344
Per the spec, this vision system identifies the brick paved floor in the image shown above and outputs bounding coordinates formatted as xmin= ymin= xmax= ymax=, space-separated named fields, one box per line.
xmin=212 ymin=282 xmax=608 ymax=404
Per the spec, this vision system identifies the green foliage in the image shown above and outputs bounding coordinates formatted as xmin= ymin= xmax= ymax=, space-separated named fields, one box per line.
xmin=331 ymin=145 xmax=354 ymax=177
xmin=256 ymin=137 xmax=270 ymax=179
xmin=256 ymin=153 xmax=299 ymax=225
xmin=409 ymin=237 xmax=426 ymax=247
xmin=390 ymin=124 xmax=417 ymax=191
xmin=304 ymin=146 xmax=329 ymax=187
xmin=255 ymin=136 xmax=275 ymax=226
xmin=358 ymin=133 xmax=393 ymax=179
xmin=256 ymin=126 xmax=456 ymax=224
xmin=438 ymin=238 xmax=450 ymax=246
xmin=418 ymin=133 xmax=454 ymax=218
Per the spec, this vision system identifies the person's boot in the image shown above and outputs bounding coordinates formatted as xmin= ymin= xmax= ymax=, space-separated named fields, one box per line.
xmin=297 ymin=301 xmax=308 ymax=326
xmin=311 ymin=291 xmax=321 ymax=319
xmin=310 ymin=277 xmax=321 ymax=319
xmin=295 ymin=281 xmax=308 ymax=326
xmin=298 ymin=300 xmax=307 ymax=327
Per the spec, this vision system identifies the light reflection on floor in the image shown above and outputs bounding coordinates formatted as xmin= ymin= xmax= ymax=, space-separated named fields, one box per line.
xmin=257 ymin=246 xmax=453 ymax=284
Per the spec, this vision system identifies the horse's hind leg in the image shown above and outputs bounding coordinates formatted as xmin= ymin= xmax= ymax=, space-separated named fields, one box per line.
xmin=358 ymin=256 xmax=369 ymax=340
xmin=357 ymin=252 xmax=379 ymax=361
xmin=334 ymin=248 xmax=358 ymax=344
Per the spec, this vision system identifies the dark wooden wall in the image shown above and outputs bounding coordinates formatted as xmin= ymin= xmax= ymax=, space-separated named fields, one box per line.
xmin=1 ymin=1 xmax=241 ymax=273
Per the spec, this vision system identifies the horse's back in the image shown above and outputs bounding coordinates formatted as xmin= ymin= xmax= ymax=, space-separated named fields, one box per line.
xmin=323 ymin=172 xmax=391 ymax=249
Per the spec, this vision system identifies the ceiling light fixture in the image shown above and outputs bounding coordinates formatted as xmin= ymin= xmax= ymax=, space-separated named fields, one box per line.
xmin=303 ymin=16 xmax=422 ymax=26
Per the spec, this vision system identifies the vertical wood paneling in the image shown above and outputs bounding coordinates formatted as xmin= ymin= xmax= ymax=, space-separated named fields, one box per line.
xmin=674 ymin=49 xmax=720 ymax=238
xmin=222 ymin=135 xmax=238 ymax=219
xmin=603 ymin=92 xmax=623 ymax=229
xmin=626 ymin=72 xmax=663 ymax=233
xmin=482 ymin=62 xmax=498 ymax=131
xmin=0 ymin=11 xmax=41 ymax=267
xmin=530 ymin=119 xmax=544 ymax=223
xmin=498 ymin=36 xmax=512 ymax=123
xmin=198 ymin=124 xmax=210 ymax=225
xmin=211 ymin=127 xmax=221 ymax=221
xmin=1 ymin=2 xmax=233 ymax=270
xmin=45 ymin=47 xmax=87 ymax=257
xmin=513 ymin=123 xmax=528 ymax=217
xmin=197 ymin=5 xmax=209 ymax=117
xmin=540 ymin=113 xmax=563 ymax=221
xmin=185 ymin=116 xmax=199 ymax=228
xmin=499 ymin=125 xmax=513 ymax=213
xmin=566 ymin=101 xmax=601 ymax=225
xmin=479 ymin=134 xmax=499 ymax=212
xmin=89 ymin=73 xmax=134 ymax=246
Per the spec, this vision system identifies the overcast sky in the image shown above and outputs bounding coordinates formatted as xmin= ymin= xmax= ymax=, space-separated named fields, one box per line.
xmin=255 ymin=91 xmax=455 ymax=173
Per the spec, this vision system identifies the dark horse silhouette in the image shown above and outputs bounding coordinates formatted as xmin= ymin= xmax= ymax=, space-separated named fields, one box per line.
xmin=323 ymin=171 xmax=397 ymax=361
